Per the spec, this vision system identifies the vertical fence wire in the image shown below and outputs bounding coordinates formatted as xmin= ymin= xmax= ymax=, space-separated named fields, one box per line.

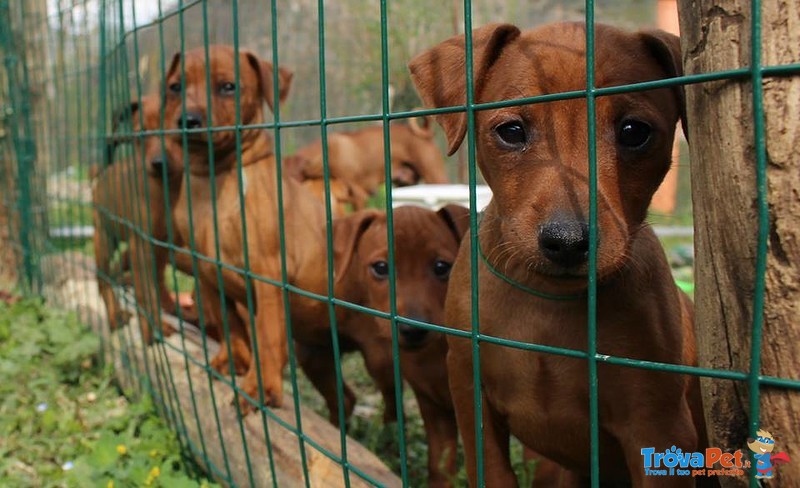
xmin=460 ymin=0 xmax=485 ymax=486
xmin=378 ymin=1 xmax=410 ymax=485
xmin=747 ymin=0 xmax=767 ymax=486
xmin=584 ymin=2 xmax=601 ymax=486
xmin=265 ymin=2 xmax=311 ymax=485
xmin=315 ymin=0 xmax=353 ymax=485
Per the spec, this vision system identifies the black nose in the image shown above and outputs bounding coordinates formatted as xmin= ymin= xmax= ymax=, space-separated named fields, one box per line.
xmin=398 ymin=323 xmax=429 ymax=347
xmin=178 ymin=112 xmax=202 ymax=130
xmin=539 ymin=219 xmax=591 ymax=268
xmin=150 ymin=157 xmax=166 ymax=174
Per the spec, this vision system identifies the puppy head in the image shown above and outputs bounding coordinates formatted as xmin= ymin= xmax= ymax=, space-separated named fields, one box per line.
xmin=163 ymin=45 xmax=292 ymax=154
xmin=334 ymin=205 xmax=468 ymax=349
xmin=111 ymin=95 xmax=183 ymax=183
xmin=410 ymin=22 xmax=684 ymax=284
xmin=390 ymin=118 xmax=448 ymax=186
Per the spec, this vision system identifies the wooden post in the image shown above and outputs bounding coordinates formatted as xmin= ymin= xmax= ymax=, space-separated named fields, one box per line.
xmin=678 ymin=1 xmax=800 ymax=485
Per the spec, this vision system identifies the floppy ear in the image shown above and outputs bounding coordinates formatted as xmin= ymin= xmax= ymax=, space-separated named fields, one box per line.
xmin=333 ymin=210 xmax=382 ymax=284
xmin=436 ymin=204 xmax=470 ymax=245
xmin=106 ymin=99 xmax=140 ymax=166
xmin=408 ymin=23 xmax=521 ymax=156
xmin=282 ymin=154 xmax=310 ymax=182
xmin=164 ymin=52 xmax=182 ymax=90
xmin=244 ymin=51 xmax=294 ymax=113
xmin=638 ymin=29 xmax=687 ymax=141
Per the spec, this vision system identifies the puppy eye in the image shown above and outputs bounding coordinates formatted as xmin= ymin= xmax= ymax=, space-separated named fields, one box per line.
xmin=617 ymin=119 xmax=652 ymax=149
xmin=219 ymin=82 xmax=237 ymax=95
xmin=432 ymin=260 xmax=452 ymax=280
xmin=370 ymin=261 xmax=389 ymax=280
xmin=495 ymin=121 xmax=527 ymax=147
xmin=168 ymin=82 xmax=182 ymax=94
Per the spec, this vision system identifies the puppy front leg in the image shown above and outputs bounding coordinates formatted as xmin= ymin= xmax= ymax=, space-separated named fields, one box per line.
xmin=297 ymin=342 xmax=356 ymax=425
xmin=415 ymin=394 xmax=458 ymax=488
xmin=93 ymin=213 xmax=128 ymax=331
xmin=152 ymin=245 xmax=178 ymax=318
xmin=617 ymin=400 xmax=697 ymax=488
xmin=448 ymin=340 xmax=517 ymax=487
xmin=197 ymin=282 xmax=250 ymax=375
xmin=239 ymin=280 xmax=288 ymax=411
xmin=129 ymin=235 xmax=173 ymax=344
xmin=522 ymin=447 xmax=580 ymax=488
xmin=360 ymin=338 xmax=398 ymax=424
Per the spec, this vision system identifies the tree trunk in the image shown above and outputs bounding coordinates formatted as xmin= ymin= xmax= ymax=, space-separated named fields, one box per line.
xmin=678 ymin=1 xmax=799 ymax=486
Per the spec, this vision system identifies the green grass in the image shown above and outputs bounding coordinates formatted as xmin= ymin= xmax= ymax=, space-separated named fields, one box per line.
xmin=48 ymin=200 xmax=93 ymax=228
xmin=0 ymin=297 xmax=218 ymax=488
xmin=164 ymin=265 xmax=195 ymax=295
xmin=46 ymin=237 xmax=95 ymax=256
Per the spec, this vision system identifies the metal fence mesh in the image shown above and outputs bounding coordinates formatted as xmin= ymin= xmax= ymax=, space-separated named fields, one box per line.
xmin=1 ymin=0 xmax=798 ymax=487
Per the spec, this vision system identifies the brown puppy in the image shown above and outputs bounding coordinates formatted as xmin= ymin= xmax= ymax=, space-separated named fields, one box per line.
xmin=165 ymin=45 xmax=336 ymax=409
xmin=283 ymin=154 xmax=354 ymax=217
xmin=411 ymin=22 xmax=703 ymax=486
xmin=93 ymin=94 xmax=196 ymax=343
xmin=295 ymin=117 xmax=449 ymax=210
xmin=331 ymin=204 xmax=465 ymax=487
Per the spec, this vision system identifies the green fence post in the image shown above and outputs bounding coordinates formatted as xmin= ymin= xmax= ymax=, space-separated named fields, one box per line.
xmin=0 ymin=0 xmax=42 ymax=295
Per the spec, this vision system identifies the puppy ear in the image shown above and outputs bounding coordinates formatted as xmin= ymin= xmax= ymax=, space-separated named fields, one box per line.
xmin=106 ymin=99 xmax=141 ymax=165
xmin=333 ymin=209 xmax=382 ymax=284
xmin=113 ymin=99 xmax=140 ymax=131
xmin=282 ymin=154 xmax=309 ymax=182
xmin=165 ymin=52 xmax=182 ymax=90
xmin=244 ymin=52 xmax=294 ymax=112
xmin=409 ymin=23 xmax=521 ymax=156
xmin=436 ymin=204 xmax=470 ymax=244
xmin=638 ymin=30 xmax=687 ymax=141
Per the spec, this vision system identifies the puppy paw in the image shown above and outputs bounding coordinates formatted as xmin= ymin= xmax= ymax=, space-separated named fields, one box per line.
xmin=234 ymin=371 xmax=283 ymax=413
xmin=210 ymin=350 xmax=233 ymax=375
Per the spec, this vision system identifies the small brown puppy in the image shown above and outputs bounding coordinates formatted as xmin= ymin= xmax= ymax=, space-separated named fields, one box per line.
xmin=295 ymin=117 xmax=449 ymax=210
xmin=282 ymin=154 xmax=354 ymax=217
xmin=331 ymin=204 xmax=466 ymax=487
xmin=165 ymin=45 xmax=335 ymax=409
xmin=93 ymin=94 xmax=195 ymax=343
xmin=411 ymin=22 xmax=703 ymax=486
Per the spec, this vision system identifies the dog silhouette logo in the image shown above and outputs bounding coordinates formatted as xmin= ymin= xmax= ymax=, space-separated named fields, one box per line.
xmin=747 ymin=430 xmax=791 ymax=479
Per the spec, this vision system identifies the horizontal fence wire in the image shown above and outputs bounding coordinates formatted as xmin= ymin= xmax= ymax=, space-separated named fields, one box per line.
xmin=0 ymin=0 xmax=796 ymax=487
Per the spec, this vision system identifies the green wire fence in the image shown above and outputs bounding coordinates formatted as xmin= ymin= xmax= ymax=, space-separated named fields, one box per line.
xmin=1 ymin=0 xmax=798 ymax=487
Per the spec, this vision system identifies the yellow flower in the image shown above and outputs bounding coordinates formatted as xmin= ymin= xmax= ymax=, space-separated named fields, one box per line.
xmin=106 ymin=481 xmax=114 ymax=488
xmin=115 ymin=444 xmax=127 ymax=456
xmin=145 ymin=466 xmax=161 ymax=486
